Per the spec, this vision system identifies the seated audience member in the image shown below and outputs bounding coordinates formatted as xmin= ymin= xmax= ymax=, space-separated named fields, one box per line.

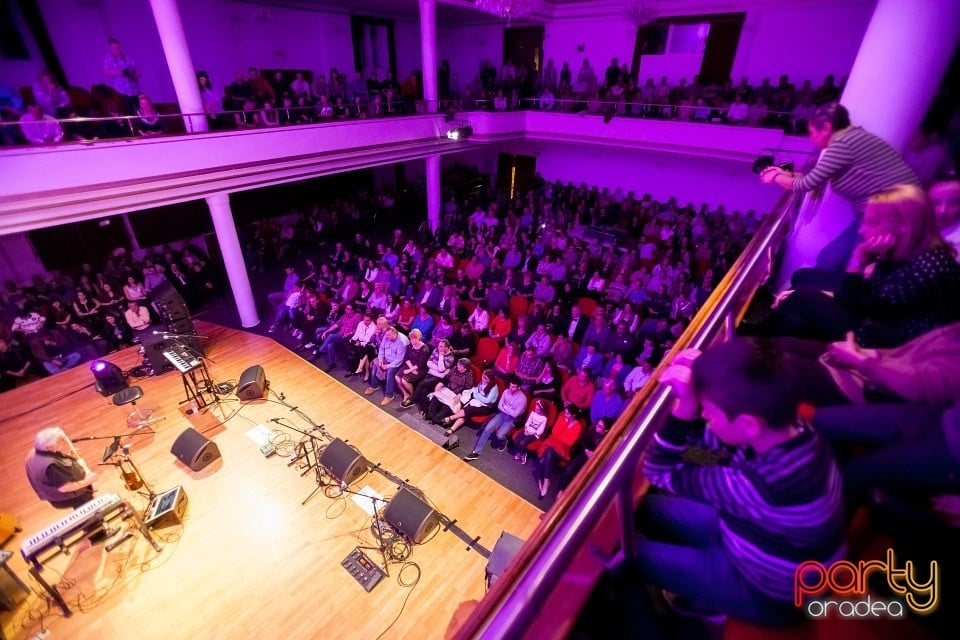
xmin=31 ymin=330 xmax=82 ymax=374
xmin=750 ymin=185 xmax=960 ymax=347
xmin=19 ymin=102 xmax=64 ymax=144
xmin=422 ymin=357 xmax=474 ymax=424
xmin=601 ymin=353 xmax=632 ymax=391
xmin=429 ymin=314 xmax=455 ymax=348
xmin=467 ymin=300 xmax=490 ymax=336
xmin=135 ymin=95 xmax=165 ymax=136
xmin=811 ymin=400 xmax=960 ymax=508
xmin=101 ymin=312 xmax=133 ymax=351
xmin=1 ymin=338 xmax=34 ymax=390
xmin=515 ymin=344 xmax=544 ymax=387
xmin=449 ymin=321 xmax=477 ymax=360
xmin=315 ymin=303 xmax=360 ymax=372
xmin=525 ymin=323 xmax=552 ymax=358
xmin=590 ymin=379 xmax=625 ymax=425
xmin=488 ymin=308 xmax=512 ymax=343
xmin=364 ymin=325 xmax=408 ymax=406
xmin=573 ymin=344 xmax=604 ymax=378
xmin=511 ymin=399 xmax=551 ymax=464
xmin=123 ymin=276 xmax=148 ymax=302
xmin=529 ymin=361 xmax=560 ymax=404
xmin=462 ymin=376 xmax=528 ymax=461
xmin=558 ymin=418 xmax=611 ymax=492
xmin=346 ymin=315 xmax=386 ymax=382
xmin=407 ymin=338 xmax=454 ymax=410
xmin=441 ymin=369 xmax=499 ymax=436
xmin=123 ymin=301 xmax=151 ymax=332
xmin=396 ymin=298 xmax=416 ymax=332
xmin=549 ymin=334 xmax=576 ymax=372
xmin=410 ymin=305 xmax=436 ymax=341
xmin=623 ymin=358 xmax=653 ymax=395
xmin=396 ymin=329 xmax=431 ymax=406
xmin=609 ymin=339 xmax=844 ymax=631
xmin=561 ymin=367 xmax=595 ymax=413
xmin=533 ymin=403 xmax=585 ymax=499
xmin=777 ymin=322 xmax=960 ymax=407
xmin=930 ymin=173 xmax=960 ymax=254
xmin=492 ymin=341 xmax=520 ymax=378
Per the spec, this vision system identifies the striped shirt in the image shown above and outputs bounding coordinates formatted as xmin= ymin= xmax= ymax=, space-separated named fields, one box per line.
xmin=792 ymin=126 xmax=918 ymax=214
xmin=644 ymin=417 xmax=846 ymax=603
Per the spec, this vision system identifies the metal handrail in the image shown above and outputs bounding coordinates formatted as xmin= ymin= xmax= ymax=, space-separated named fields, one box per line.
xmin=458 ymin=188 xmax=799 ymax=639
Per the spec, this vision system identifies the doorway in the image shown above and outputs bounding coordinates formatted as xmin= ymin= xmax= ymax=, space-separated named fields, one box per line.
xmin=496 ymin=152 xmax=537 ymax=199
xmin=503 ymin=26 xmax=544 ymax=73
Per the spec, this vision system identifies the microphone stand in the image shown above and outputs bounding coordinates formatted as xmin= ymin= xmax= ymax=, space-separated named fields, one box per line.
xmin=72 ymin=430 xmax=155 ymax=463
xmin=269 ymin=417 xmax=331 ymax=504
xmin=334 ymin=485 xmax=392 ymax=576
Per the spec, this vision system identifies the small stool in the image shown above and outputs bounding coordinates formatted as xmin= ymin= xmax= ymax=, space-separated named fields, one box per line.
xmin=0 ymin=549 xmax=30 ymax=611
xmin=113 ymin=386 xmax=163 ymax=429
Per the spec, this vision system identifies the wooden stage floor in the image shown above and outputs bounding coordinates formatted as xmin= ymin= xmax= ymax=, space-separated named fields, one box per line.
xmin=0 ymin=323 xmax=542 ymax=640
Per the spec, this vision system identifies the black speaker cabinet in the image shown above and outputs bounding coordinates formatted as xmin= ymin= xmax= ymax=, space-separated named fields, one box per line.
xmin=382 ymin=487 xmax=440 ymax=544
xmin=171 ymin=428 xmax=221 ymax=471
xmin=319 ymin=438 xmax=368 ymax=487
xmin=153 ymin=280 xmax=190 ymax=321
xmin=140 ymin=332 xmax=173 ymax=374
xmin=236 ymin=364 xmax=267 ymax=400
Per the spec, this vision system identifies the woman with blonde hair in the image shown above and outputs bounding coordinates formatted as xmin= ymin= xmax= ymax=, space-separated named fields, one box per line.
xmin=749 ymin=184 xmax=960 ymax=347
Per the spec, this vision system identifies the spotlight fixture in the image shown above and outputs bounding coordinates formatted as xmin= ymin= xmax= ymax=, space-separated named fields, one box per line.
xmin=446 ymin=123 xmax=473 ymax=141
xmin=91 ymin=360 xmax=128 ymax=396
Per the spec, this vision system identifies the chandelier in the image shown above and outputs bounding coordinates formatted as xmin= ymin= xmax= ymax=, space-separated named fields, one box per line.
xmin=474 ymin=0 xmax=544 ymax=22
xmin=624 ymin=0 xmax=658 ymax=26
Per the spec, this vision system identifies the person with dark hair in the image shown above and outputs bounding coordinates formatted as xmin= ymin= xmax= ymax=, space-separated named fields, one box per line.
xmin=441 ymin=369 xmax=499 ymax=436
xmin=760 ymin=102 xmax=919 ymax=269
xmin=557 ymin=417 xmax=611 ymax=492
xmin=533 ymin=403 xmax=584 ymax=499
xmin=462 ymin=376 xmax=527 ymax=462
xmin=611 ymin=339 xmax=844 ymax=630
xmin=25 ymin=426 xmax=97 ymax=509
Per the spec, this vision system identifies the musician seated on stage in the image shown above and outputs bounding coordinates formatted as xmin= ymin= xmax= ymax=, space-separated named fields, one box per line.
xmin=25 ymin=426 xmax=98 ymax=509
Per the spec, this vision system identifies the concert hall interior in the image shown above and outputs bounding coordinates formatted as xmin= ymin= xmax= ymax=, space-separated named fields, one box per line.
xmin=1 ymin=1 xmax=959 ymax=639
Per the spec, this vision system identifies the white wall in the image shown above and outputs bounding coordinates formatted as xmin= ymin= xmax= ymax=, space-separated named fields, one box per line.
xmin=543 ymin=16 xmax=638 ymax=78
xmin=637 ymin=53 xmax=703 ymax=85
xmin=393 ymin=20 xmax=423 ymax=81
xmin=508 ymin=141 xmax=778 ymax=213
xmin=438 ymin=24 xmax=503 ymax=91
xmin=730 ymin=1 xmax=875 ymax=84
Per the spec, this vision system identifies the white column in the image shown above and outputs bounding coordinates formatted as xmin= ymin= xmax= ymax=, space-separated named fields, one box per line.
xmin=840 ymin=0 xmax=960 ymax=151
xmin=426 ymin=154 xmax=441 ymax=233
xmin=206 ymin=193 xmax=259 ymax=327
xmin=149 ymin=0 xmax=209 ymax=134
xmin=419 ymin=0 xmax=438 ymax=113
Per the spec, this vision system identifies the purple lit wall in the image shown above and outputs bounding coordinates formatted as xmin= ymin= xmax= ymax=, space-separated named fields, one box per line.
xmin=730 ymin=2 xmax=875 ymax=83
xmin=438 ymin=24 xmax=504 ymax=90
xmin=519 ymin=141 xmax=778 ymax=212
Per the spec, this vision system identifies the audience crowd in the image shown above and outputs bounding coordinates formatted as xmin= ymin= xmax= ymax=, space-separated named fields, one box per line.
xmin=256 ymin=175 xmax=755 ymax=498
xmin=0 ymin=246 xmax=222 ymax=391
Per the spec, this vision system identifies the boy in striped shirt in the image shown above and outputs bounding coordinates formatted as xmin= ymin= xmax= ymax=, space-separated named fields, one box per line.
xmin=619 ymin=338 xmax=845 ymax=629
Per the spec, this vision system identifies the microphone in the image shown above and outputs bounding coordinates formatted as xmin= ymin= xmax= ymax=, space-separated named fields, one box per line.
xmin=102 ymin=436 xmax=121 ymax=462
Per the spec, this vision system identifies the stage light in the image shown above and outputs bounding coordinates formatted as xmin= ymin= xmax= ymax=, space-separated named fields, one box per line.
xmin=91 ymin=360 xmax=128 ymax=397
xmin=445 ymin=123 xmax=473 ymax=141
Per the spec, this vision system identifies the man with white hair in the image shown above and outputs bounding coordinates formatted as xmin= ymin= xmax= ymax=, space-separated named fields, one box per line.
xmin=25 ymin=427 xmax=98 ymax=509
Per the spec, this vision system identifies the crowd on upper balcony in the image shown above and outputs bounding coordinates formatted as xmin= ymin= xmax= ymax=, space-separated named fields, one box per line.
xmin=457 ymin=55 xmax=852 ymax=134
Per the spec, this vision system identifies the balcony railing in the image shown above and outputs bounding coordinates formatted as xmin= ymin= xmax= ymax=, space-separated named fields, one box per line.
xmin=455 ymin=188 xmax=800 ymax=639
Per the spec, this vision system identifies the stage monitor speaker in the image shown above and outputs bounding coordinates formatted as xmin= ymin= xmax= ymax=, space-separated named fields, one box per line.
xmin=319 ymin=438 xmax=368 ymax=487
xmin=171 ymin=428 xmax=221 ymax=471
xmin=382 ymin=487 xmax=440 ymax=544
xmin=145 ymin=485 xmax=188 ymax=528
xmin=166 ymin=317 xmax=196 ymax=335
xmin=140 ymin=332 xmax=173 ymax=374
xmin=485 ymin=531 xmax=525 ymax=587
xmin=236 ymin=364 xmax=267 ymax=400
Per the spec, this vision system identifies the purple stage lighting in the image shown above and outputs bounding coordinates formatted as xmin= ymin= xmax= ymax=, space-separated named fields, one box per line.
xmin=91 ymin=360 xmax=127 ymax=396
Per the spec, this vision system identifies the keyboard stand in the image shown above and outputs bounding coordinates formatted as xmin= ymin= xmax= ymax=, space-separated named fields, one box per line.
xmin=179 ymin=360 xmax=214 ymax=410
xmin=27 ymin=505 xmax=160 ymax=617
